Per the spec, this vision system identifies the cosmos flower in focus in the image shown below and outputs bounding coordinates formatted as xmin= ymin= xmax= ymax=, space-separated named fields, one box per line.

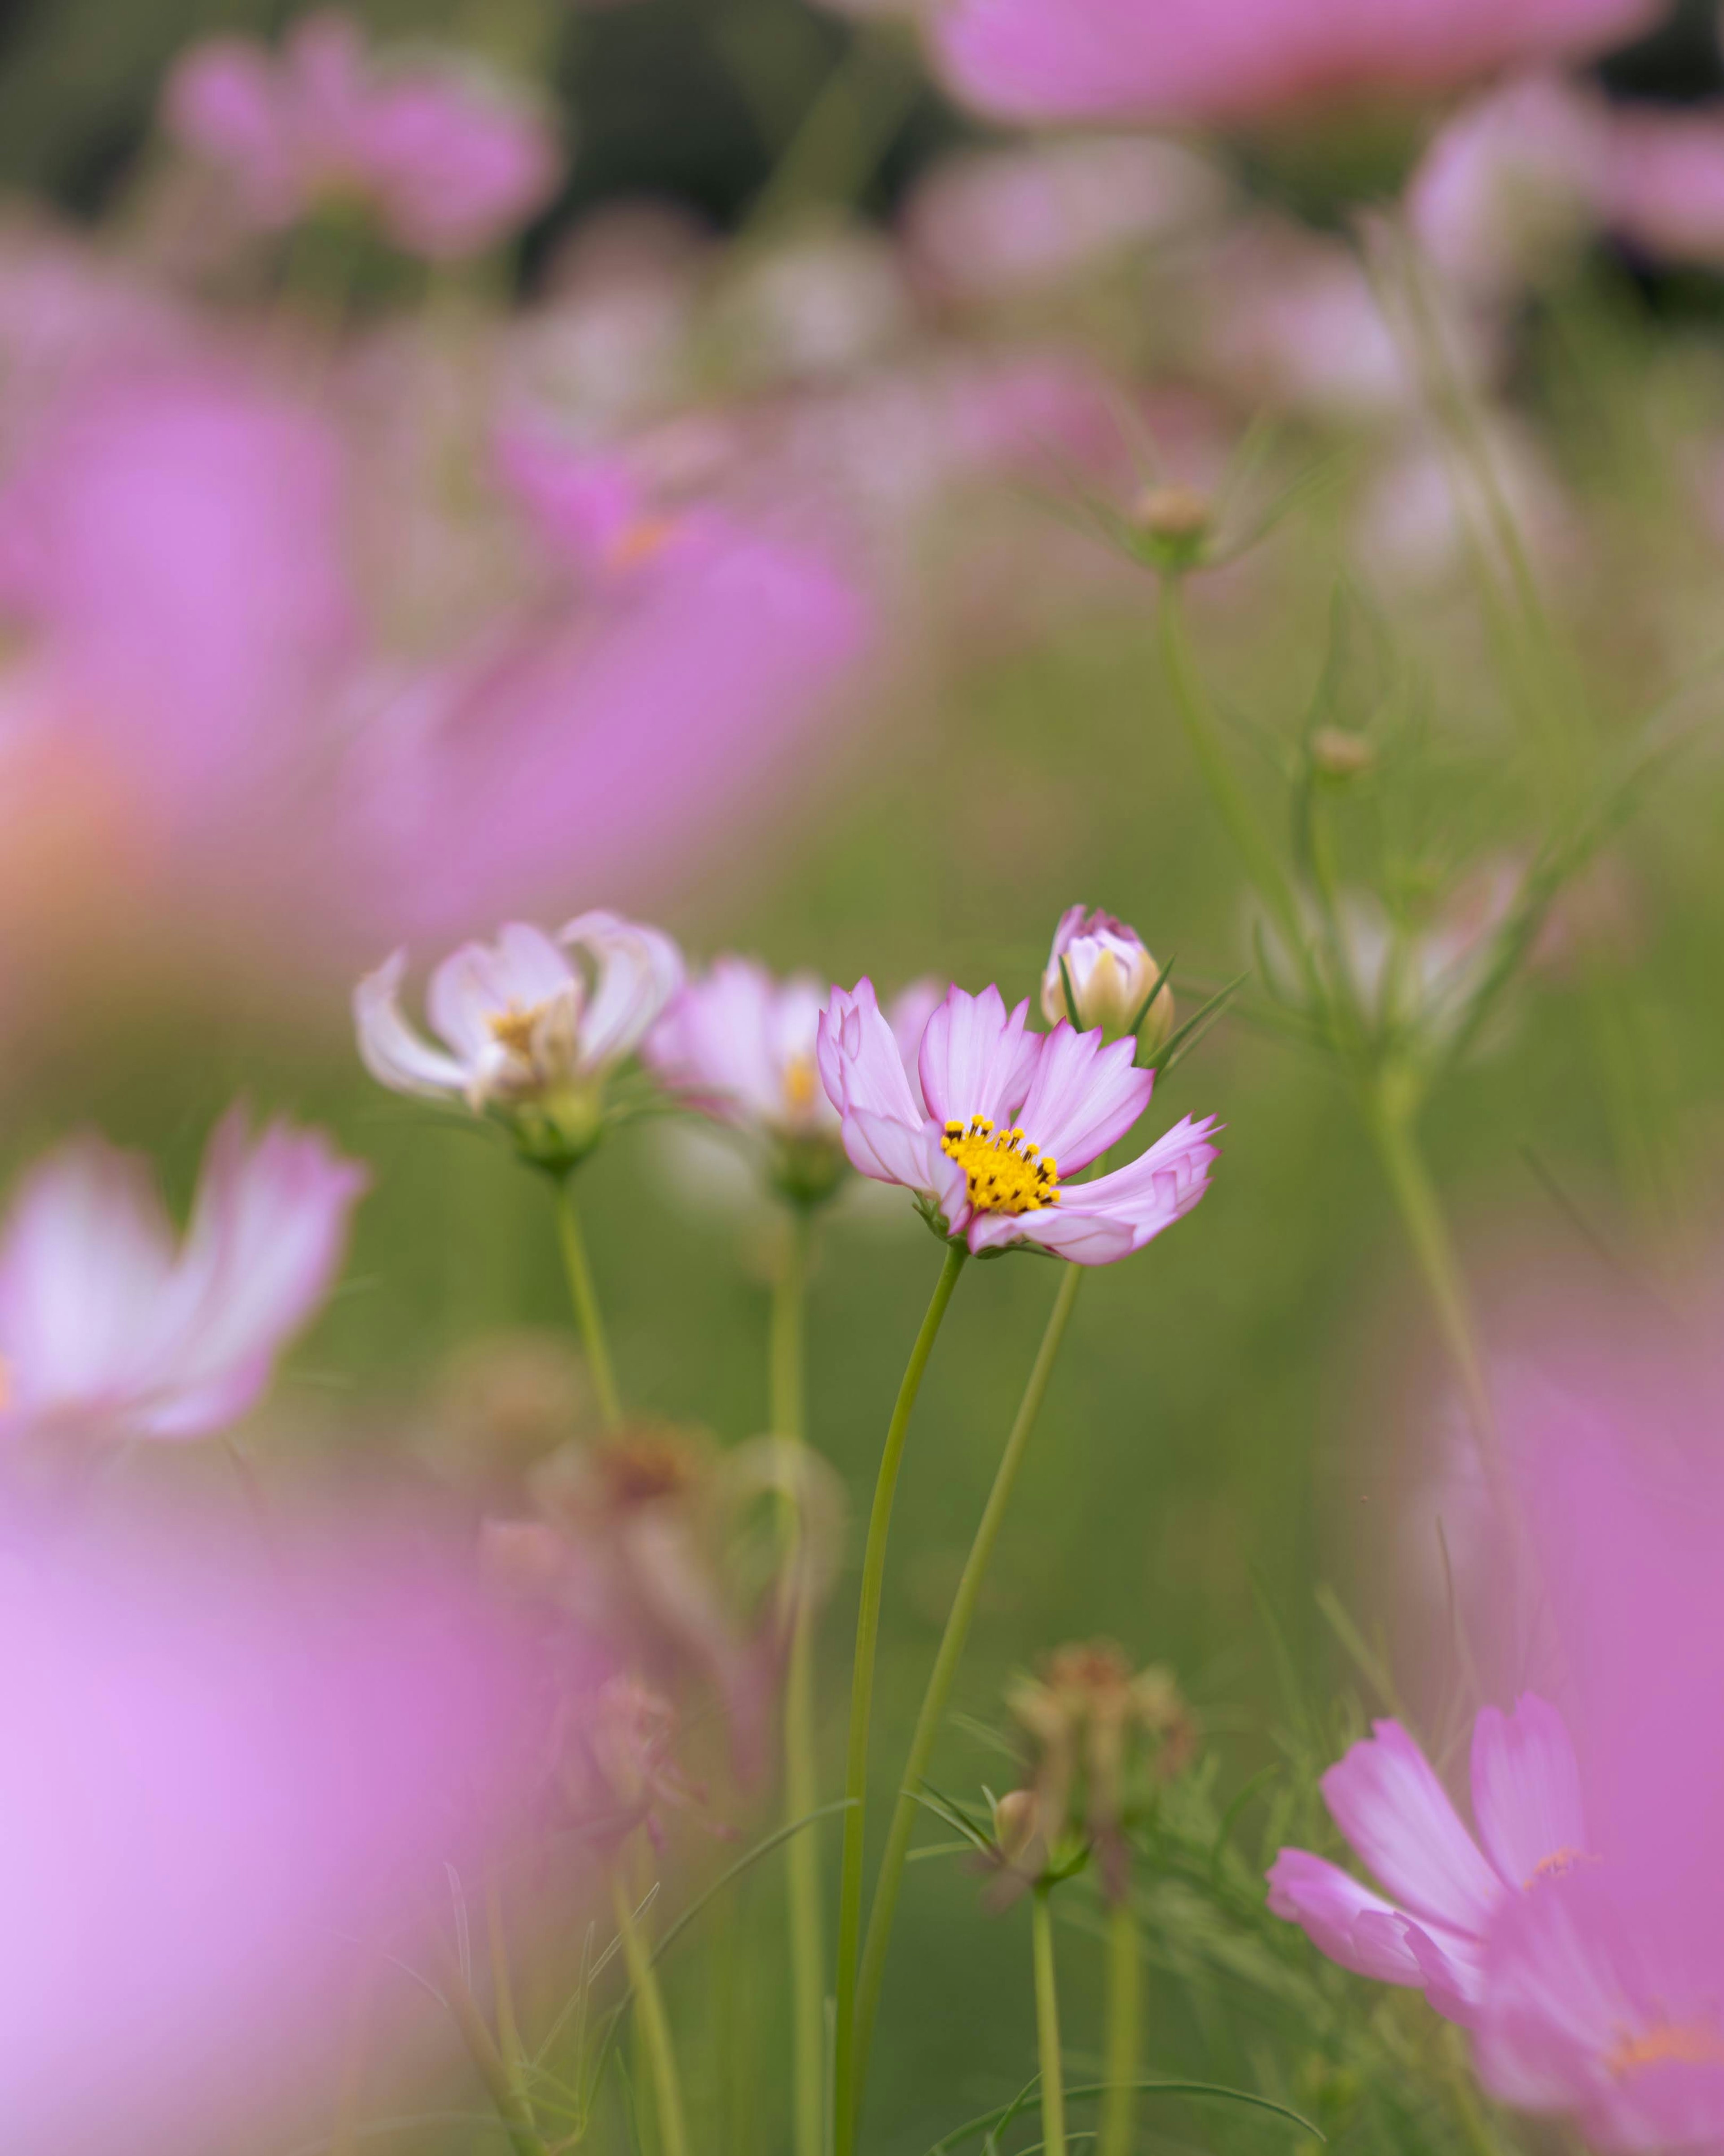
xmin=817 ymin=979 xmax=1218 ymax=1263
xmin=925 ymin=0 xmax=1660 ymax=130
xmin=163 ymin=11 xmax=561 ymax=259
xmin=1268 ymin=1696 xmax=1590 ymax=2024
xmin=0 ymin=1106 xmax=366 ymax=1446
xmin=354 ymin=914 xmax=682 ymax=1164
xmin=646 ymin=957 xmax=942 ymax=1204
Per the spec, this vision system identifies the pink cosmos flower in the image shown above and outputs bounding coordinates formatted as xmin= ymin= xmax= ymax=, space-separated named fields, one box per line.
xmin=901 ymin=136 xmax=1227 ymax=307
xmin=1268 ymin=1696 xmax=1590 ymax=2025
xmin=163 ymin=12 xmax=560 ymax=259
xmin=647 ymin=959 xmax=944 ymax=1204
xmin=816 ymin=980 xmax=1218 ymax=1263
xmin=0 ymin=1106 xmax=366 ymax=1446
xmin=355 ymin=913 xmax=683 ymax=1114
xmin=1599 ymin=104 xmax=1724 ymax=268
xmin=927 ymin=0 xmax=1661 ymax=129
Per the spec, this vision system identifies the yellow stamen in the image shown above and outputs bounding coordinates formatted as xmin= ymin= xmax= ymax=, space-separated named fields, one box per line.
xmin=488 ymin=1003 xmax=548 ymax=1060
xmin=1605 ymin=2020 xmax=1724 ymax=2078
xmin=1524 ymin=1846 xmax=1596 ymax=1888
xmin=605 ymin=515 xmax=679 ymax=573
xmin=783 ymin=1054 xmax=818 ymax=1116
xmin=940 ymin=1114 xmax=1060 ymax=1216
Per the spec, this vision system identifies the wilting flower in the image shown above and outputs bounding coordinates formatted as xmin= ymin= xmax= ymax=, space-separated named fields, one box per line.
xmin=1268 ymin=1696 xmax=1591 ymax=2025
xmin=817 ymin=979 xmax=1218 ymax=1263
xmin=484 ymin=1421 xmax=844 ymax=1782
xmin=646 ymin=958 xmax=941 ymax=1204
xmin=163 ymin=11 xmax=560 ymax=259
xmin=1042 ymin=904 xmax=1174 ymax=1054
xmin=0 ymin=1106 xmax=366 ymax=1446
xmin=354 ymin=914 xmax=682 ymax=1166
xmin=925 ymin=0 xmax=1659 ymax=129
xmin=996 ymin=1641 xmax=1195 ymax=1902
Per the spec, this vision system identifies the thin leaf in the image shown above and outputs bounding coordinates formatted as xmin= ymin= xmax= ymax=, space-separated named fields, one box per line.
xmin=1157 ymin=974 xmax=1248 ymax=1078
xmin=1059 ymin=955 xmax=1083 ymax=1029
xmin=926 ymin=2078 xmax=1324 ymax=2153
xmin=1314 ymin=1583 xmax=1411 ymax=1726
xmin=1127 ymin=952 xmax=1177 ymax=1043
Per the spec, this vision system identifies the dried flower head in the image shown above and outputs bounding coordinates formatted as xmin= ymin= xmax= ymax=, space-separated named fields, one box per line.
xmin=999 ymin=1640 xmax=1196 ymax=1903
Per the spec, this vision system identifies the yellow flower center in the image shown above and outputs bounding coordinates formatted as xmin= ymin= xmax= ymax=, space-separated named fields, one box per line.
xmin=783 ymin=1054 xmax=818 ymax=1117
xmin=1524 ymin=1846 xmax=1597 ymax=1888
xmin=941 ymin=1116 xmax=1060 ymax=1215
xmin=1605 ymin=2020 xmax=1724 ymax=2079
xmin=488 ymin=1003 xmax=550 ymax=1061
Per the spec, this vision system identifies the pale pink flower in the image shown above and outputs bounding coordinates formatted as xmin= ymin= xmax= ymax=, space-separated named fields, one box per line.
xmin=1599 ymin=104 xmax=1724 ymax=268
xmin=355 ymin=913 xmax=683 ymax=1116
xmin=1407 ymin=74 xmax=1607 ymax=304
xmin=163 ymin=11 xmax=560 ymax=259
xmin=0 ymin=1106 xmax=366 ymax=1445
xmin=902 ymin=136 xmax=1227 ymax=306
xmin=927 ymin=0 xmax=1660 ymax=129
xmin=1268 ymin=1696 xmax=1589 ymax=2024
xmin=816 ymin=980 xmax=1218 ymax=1263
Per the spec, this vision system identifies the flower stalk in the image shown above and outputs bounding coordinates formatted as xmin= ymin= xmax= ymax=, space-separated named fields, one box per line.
xmin=1032 ymin=1885 xmax=1069 ymax=2156
xmin=831 ymin=1240 xmax=969 ymax=2156
xmin=610 ymin=1867 xmax=690 ymax=2156
xmin=553 ymin=1173 xmax=623 ymax=1430
xmin=851 ymin=1260 xmax=1086 ymax=2112
xmin=1100 ymin=1897 xmax=1140 ymax=2156
xmin=772 ymin=1204 xmax=827 ymax=2156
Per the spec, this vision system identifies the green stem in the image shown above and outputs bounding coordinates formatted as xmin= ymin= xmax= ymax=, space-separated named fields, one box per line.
xmin=831 ymin=1241 xmax=969 ymax=2156
xmin=1032 ymin=1888 xmax=1069 ymax=2156
xmin=1157 ymin=581 xmax=1306 ymax=956
xmin=429 ymin=1930 xmax=549 ymax=2156
xmin=486 ymin=1861 xmax=523 ymax=2072
xmin=773 ymin=1206 xmax=827 ymax=2156
xmin=851 ymin=1263 xmax=1085 ymax=2113
xmin=611 ymin=1869 xmax=690 ymax=2156
xmin=1099 ymin=1899 xmax=1140 ymax=2156
xmin=553 ymin=1174 xmax=623 ymax=1430
xmin=1361 ymin=1072 xmax=1503 ymax=1501
xmin=743 ymin=20 xmax=922 ymax=236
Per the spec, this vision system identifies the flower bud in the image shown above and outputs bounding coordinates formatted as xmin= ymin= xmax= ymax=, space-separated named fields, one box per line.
xmin=991 ymin=1786 xmax=1041 ymax=1871
xmin=1130 ymin=483 xmax=1212 ymax=572
xmin=1041 ymin=905 xmax=1174 ymax=1055
xmin=1309 ymin=726 xmax=1374 ymax=779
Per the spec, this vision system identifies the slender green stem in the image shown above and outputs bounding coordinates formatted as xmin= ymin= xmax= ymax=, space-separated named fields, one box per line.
xmin=553 ymin=1174 xmax=623 ymax=1429
xmin=772 ymin=1206 xmax=827 ymax=2156
xmin=486 ymin=1861 xmax=523 ymax=2071
xmin=1361 ymin=1072 xmax=1504 ymax=1503
xmin=851 ymin=1263 xmax=1085 ymax=2112
xmin=831 ymin=1241 xmax=969 ymax=2156
xmin=1032 ymin=1888 xmax=1069 ymax=2156
xmin=611 ymin=1869 xmax=690 ymax=2156
xmin=428 ymin=1930 xmax=549 ymax=2156
xmin=1099 ymin=1899 xmax=1140 ymax=2156
xmin=1157 ymin=581 xmax=1306 ymax=956
xmin=743 ymin=20 xmax=922 ymax=236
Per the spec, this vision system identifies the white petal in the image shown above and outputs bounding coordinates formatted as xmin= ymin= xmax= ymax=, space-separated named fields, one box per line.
xmin=354 ymin=951 xmax=470 ymax=1097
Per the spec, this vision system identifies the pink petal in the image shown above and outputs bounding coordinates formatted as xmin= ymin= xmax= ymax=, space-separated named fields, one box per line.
xmin=918 ymin=985 xmax=1036 ymax=1126
xmin=841 ymin=1107 xmax=940 ymax=1194
xmin=968 ymin=1204 xmax=1136 ymax=1265
xmin=1471 ymin=1693 xmax=1588 ymax=1890
xmin=1016 ymin=1021 xmax=1153 ymax=1170
xmin=1063 ymin=1114 xmax=1221 ymax=1245
xmin=353 ymin=950 xmax=469 ymax=1098
xmin=1267 ymin=1848 xmax=1427 ymax=1985
xmin=1322 ymin=1719 xmax=1503 ymax=1939
xmin=819 ymin=980 xmax=925 ymax=1127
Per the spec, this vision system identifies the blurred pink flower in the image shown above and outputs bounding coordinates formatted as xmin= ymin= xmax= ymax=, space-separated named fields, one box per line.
xmin=927 ymin=0 xmax=1658 ymax=128
xmin=0 ymin=1515 xmax=533 ymax=2153
xmin=163 ymin=11 xmax=560 ymax=258
xmin=356 ymin=912 xmax=683 ymax=1110
xmin=902 ymin=136 xmax=1227 ymax=306
xmin=0 ymin=1106 xmax=365 ymax=1446
xmin=1407 ymin=74 xmax=1607 ymax=304
xmin=1600 ymin=103 xmax=1724 ymax=267
xmin=816 ymin=979 xmax=1218 ymax=1262
xmin=1268 ymin=1696 xmax=1589 ymax=2024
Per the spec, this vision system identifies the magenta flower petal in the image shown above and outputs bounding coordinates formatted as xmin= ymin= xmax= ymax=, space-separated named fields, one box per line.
xmin=968 ymin=1203 xmax=1137 ymax=1265
xmin=840 ymin=1106 xmax=943 ymax=1196
xmin=1268 ymin=1848 xmax=1429 ymax=1984
xmin=1015 ymin=1022 xmax=1154 ymax=1171
xmin=1321 ymin=1720 xmax=1504 ymax=1935
xmin=1471 ymin=1693 xmax=1589 ymax=1891
xmin=819 ymin=980 xmax=926 ymax=1129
